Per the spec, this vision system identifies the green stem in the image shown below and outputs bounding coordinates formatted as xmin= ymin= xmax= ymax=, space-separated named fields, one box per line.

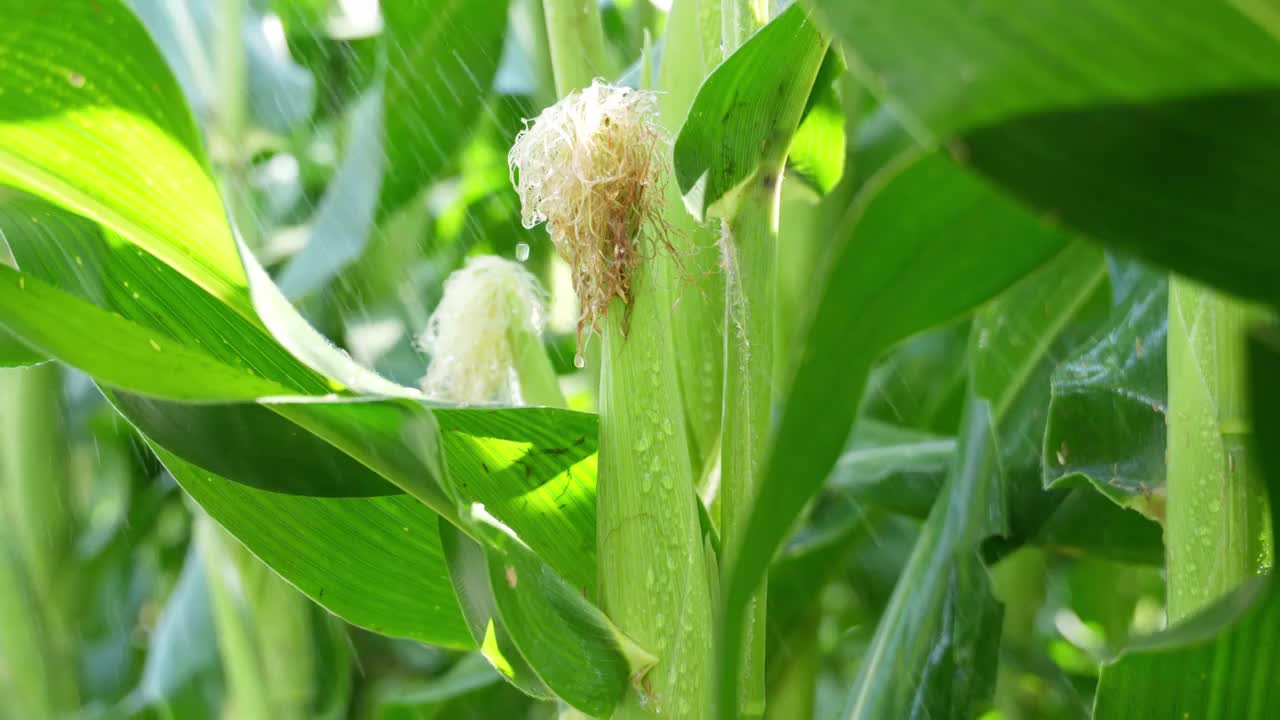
xmin=0 ymin=364 xmax=78 ymax=720
xmin=542 ymin=0 xmax=613 ymax=96
xmin=720 ymin=174 xmax=782 ymax=719
xmin=1166 ymin=277 xmax=1271 ymax=621
xmin=763 ymin=617 xmax=818 ymax=720
xmin=215 ymin=0 xmax=257 ymax=248
xmin=659 ymin=0 xmax=727 ymax=474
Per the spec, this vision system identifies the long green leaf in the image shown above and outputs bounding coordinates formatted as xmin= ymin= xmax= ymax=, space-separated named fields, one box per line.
xmin=843 ymin=397 xmax=1004 ymax=719
xmin=0 ymin=0 xmax=251 ymax=315
xmin=841 ymin=242 xmax=1114 ymax=717
xmin=154 ymin=444 xmax=472 ymax=648
xmin=810 ymin=0 xmax=1280 ymax=304
xmin=0 ymin=194 xmax=603 ymax=648
xmin=0 ymin=328 xmax=46 ymax=367
xmin=480 ymin=519 xmax=653 ymax=716
xmin=719 ymin=150 xmax=1066 ymax=717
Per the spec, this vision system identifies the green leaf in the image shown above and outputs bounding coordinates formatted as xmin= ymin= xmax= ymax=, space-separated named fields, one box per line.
xmin=843 ymin=398 xmax=1005 ymax=719
xmin=481 ymin=519 xmax=653 ymax=716
xmin=0 ymin=0 xmax=405 ymax=398
xmin=0 ymin=328 xmax=44 ymax=367
xmin=0 ymin=0 xmax=252 ymax=317
xmin=439 ymin=521 xmax=553 ymax=700
xmin=811 ymin=0 xmax=1280 ymax=304
xmin=1044 ymin=264 xmax=1168 ymax=521
xmin=0 ymin=264 xmax=296 ymax=400
xmin=155 ymin=443 xmax=472 ymax=648
xmin=378 ymin=0 xmax=511 ymax=216
xmin=1094 ymin=577 xmax=1280 ymax=718
xmin=718 ymin=151 xmax=1067 ymax=717
xmin=673 ymin=3 xmax=831 ymax=218
xmin=276 ymin=88 xmax=384 ymax=299
xmin=842 ymin=241 xmax=1152 ymax=716
xmin=435 ymin=408 xmax=600 ymax=594
xmin=0 ymin=194 xmax=603 ymax=648
xmin=827 ymin=420 xmax=954 ymax=519
xmin=787 ymin=49 xmax=847 ymax=195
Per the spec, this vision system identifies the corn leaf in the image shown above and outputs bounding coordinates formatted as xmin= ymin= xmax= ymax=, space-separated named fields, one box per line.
xmin=719 ymin=150 xmax=1066 ymax=718
xmin=673 ymin=3 xmax=831 ymax=219
xmin=809 ymin=0 xmax=1280 ymax=304
xmin=1044 ymin=264 xmax=1168 ymax=521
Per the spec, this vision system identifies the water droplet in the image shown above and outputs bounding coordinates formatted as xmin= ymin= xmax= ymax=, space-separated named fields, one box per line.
xmin=74 ymin=255 xmax=82 ymax=266
xmin=67 ymin=72 xmax=85 ymax=88
xmin=515 ymin=242 xmax=530 ymax=262
xmin=18 ymin=277 xmax=24 ymax=289
xmin=574 ymin=352 xmax=585 ymax=368
xmin=149 ymin=339 xmax=161 ymax=352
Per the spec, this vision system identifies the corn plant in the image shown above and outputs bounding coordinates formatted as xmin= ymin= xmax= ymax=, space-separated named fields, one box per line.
xmin=3 ymin=1 xmax=1280 ymax=719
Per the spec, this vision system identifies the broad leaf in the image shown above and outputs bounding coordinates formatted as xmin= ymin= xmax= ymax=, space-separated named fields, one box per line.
xmin=810 ymin=0 xmax=1280 ymax=305
xmin=1044 ymin=264 xmax=1168 ymax=521
xmin=0 ymin=329 xmax=46 ymax=367
xmin=673 ymin=3 xmax=831 ymax=218
xmin=0 ymin=0 xmax=252 ymax=316
xmin=154 ymin=445 xmax=472 ymax=648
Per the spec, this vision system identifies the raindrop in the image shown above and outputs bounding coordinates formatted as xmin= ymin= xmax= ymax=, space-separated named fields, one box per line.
xmin=574 ymin=352 xmax=585 ymax=368
xmin=515 ymin=242 xmax=530 ymax=262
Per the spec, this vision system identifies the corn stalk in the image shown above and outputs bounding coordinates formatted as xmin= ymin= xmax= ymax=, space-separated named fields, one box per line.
xmin=1166 ymin=277 xmax=1271 ymax=621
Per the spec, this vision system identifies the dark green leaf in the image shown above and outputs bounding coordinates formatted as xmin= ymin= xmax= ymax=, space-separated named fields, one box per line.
xmin=155 ymin=444 xmax=472 ymax=648
xmin=843 ymin=398 xmax=1004 ymax=719
xmin=810 ymin=0 xmax=1280 ymax=304
xmin=1044 ymin=265 xmax=1167 ymax=520
xmin=826 ymin=420 xmax=953 ymax=519
xmin=1093 ymin=576 xmax=1280 ymax=719
xmin=439 ymin=521 xmax=553 ymax=700
xmin=673 ymin=3 xmax=831 ymax=218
